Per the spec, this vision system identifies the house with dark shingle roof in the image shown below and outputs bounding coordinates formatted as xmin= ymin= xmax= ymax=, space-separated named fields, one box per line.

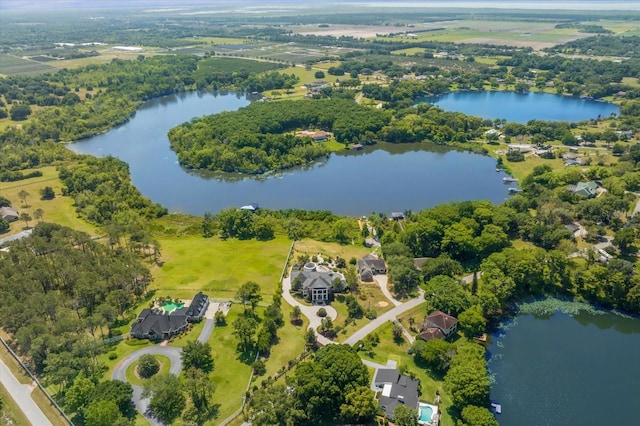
xmin=421 ymin=310 xmax=458 ymax=339
xmin=130 ymin=292 xmax=209 ymax=340
xmin=357 ymin=254 xmax=387 ymax=282
xmin=374 ymin=369 xmax=420 ymax=420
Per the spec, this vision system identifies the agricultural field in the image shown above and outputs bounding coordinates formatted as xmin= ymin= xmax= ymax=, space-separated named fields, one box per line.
xmin=0 ymin=54 xmax=58 ymax=76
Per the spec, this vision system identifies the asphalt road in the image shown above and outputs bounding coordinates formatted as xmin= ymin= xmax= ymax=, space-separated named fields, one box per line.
xmin=0 ymin=358 xmax=52 ymax=426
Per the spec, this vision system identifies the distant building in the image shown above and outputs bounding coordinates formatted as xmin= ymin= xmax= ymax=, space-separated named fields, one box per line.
xmin=390 ymin=212 xmax=405 ymax=220
xmin=0 ymin=206 xmax=19 ymax=222
xmin=568 ymin=181 xmax=598 ymax=198
xmin=240 ymin=203 xmax=260 ymax=211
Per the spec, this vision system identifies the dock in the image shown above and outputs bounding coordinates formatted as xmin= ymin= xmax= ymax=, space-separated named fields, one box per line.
xmin=502 ymin=177 xmax=518 ymax=183
xmin=491 ymin=401 xmax=502 ymax=414
xmin=508 ymin=187 xmax=521 ymax=194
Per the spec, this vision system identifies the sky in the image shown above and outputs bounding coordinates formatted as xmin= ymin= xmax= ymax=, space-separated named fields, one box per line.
xmin=1 ymin=0 xmax=639 ymax=11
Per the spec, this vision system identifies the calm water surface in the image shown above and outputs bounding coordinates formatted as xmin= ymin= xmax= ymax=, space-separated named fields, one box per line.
xmin=422 ymin=91 xmax=620 ymax=124
xmin=69 ymin=91 xmax=513 ymax=216
xmin=488 ymin=309 xmax=640 ymax=426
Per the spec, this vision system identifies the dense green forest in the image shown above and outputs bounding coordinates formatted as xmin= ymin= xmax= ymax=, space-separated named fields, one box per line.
xmin=168 ymin=98 xmax=388 ymax=173
xmin=545 ymin=35 xmax=640 ymax=58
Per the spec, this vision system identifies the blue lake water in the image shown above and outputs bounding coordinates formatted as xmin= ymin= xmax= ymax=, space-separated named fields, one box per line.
xmin=68 ymin=91 xmax=513 ymax=216
xmin=488 ymin=306 xmax=640 ymax=426
xmin=421 ymin=91 xmax=620 ymax=123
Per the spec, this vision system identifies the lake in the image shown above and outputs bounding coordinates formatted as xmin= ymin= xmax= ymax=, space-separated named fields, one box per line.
xmin=487 ymin=302 xmax=640 ymax=426
xmin=69 ymin=91 xmax=514 ymax=216
xmin=421 ymin=91 xmax=620 ymax=124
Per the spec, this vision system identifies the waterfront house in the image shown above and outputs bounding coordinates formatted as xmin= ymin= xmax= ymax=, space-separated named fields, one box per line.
xmin=421 ymin=310 xmax=458 ymax=339
xmin=374 ymin=369 xmax=420 ymax=420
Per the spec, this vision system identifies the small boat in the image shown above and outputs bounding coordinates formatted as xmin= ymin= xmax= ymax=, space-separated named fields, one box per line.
xmin=508 ymin=187 xmax=521 ymax=194
xmin=502 ymin=177 xmax=518 ymax=183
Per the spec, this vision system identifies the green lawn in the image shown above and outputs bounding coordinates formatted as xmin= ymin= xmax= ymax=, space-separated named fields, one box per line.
xmin=151 ymin=234 xmax=291 ymax=300
xmin=293 ymin=238 xmax=371 ymax=263
xmin=261 ymin=302 xmax=308 ymax=380
xmin=208 ymin=305 xmax=253 ymax=423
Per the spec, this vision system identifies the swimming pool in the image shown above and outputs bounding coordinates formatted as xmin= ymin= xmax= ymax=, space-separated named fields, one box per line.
xmin=418 ymin=402 xmax=438 ymax=425
xmin=162 ymin=301 xmax=184 ymax=314
xmin=419 ymin=406 xmax=433 ymax=422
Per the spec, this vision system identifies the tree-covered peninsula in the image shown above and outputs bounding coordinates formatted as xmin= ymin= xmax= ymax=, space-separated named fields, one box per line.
xmin=167 ymin=98 xmax=389 ymax=173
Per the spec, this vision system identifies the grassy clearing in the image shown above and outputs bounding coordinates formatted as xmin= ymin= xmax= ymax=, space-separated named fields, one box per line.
xmin=151 ymin=234 xmax=291 ymax=300
xmin=293 ymin=238 xmax=371 ymax=263
xmin=0 ymin=54 xmax=57 ymax=76
xmin=261 ymin=302 xmax=308 ymax=380
xmin=0 ymin=166 xmax=99 ymax=238
xmin=208 ymin=305 xmax=253 ymax=422
xmin=0 ymin=381 xmax=31 ymax=426
xmin=391 ymin=47 xmax=426 ymax=56
xmin=125 ymin=354 xmax=172 ymax=386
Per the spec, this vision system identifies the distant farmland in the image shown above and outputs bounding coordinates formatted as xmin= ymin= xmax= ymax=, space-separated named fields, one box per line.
xmin=0 ymin=54 xmax=58 ymax=76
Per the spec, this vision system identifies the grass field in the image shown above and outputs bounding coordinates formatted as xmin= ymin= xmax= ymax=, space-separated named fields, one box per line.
xmin=0 ymin=166 xmax=99 ymax=238
xmin=293 ymin=238 xmax=371 ymax=263
xmin=150 ymin=234 xmax=291 ymax=300
xmin=0 ymin=54 xmax=57 ymax=76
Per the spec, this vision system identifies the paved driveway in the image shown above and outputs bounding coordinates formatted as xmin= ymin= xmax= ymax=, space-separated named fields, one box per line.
xmin=112 ymin=314 xmax=216 ymax=425
xmin=374 ymin=274 xmax=401 ymax=306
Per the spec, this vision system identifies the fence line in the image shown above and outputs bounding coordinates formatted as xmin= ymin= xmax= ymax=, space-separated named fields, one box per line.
xmin=0 ymin=177 xmax=58 ymax=191
xmin=0 ymin=336 xmax=74 ymax=425
xmin=218 ymin=240 xmax=295 ymax=426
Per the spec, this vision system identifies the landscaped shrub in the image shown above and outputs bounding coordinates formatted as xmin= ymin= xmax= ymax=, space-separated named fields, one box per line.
xmin=137 ymin=354 xmax=160 ymax=378
xmin=108 ymin=352 xmax=118 ymax=360
xmin=214 ymin=310 xmax=226 ymax=325
xmin=317 ymin=308 xmax=327 ymax=317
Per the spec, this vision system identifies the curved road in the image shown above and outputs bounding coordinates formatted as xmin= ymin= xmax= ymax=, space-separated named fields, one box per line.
xmin=112 ymin=318 xmax=214 ymax=426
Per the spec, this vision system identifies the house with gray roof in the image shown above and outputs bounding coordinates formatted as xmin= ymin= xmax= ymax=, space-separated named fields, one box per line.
xmin=290 ymin=266 xmax=343 ymax=304
xmin=0 ymin=206 xmax=19 ymax=222
xmin=357 ymin=254 xmax=387 ymax=282
xmin=374 ymin=369 xmax=420 ymax=420
xmin=130 ymin=292 xmax=209 ymax=340
xmin=568 ymin=181 xmax=598 ymax=198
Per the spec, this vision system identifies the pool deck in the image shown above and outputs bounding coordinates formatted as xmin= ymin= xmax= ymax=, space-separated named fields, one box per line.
xmin=418 ymin=402 xmax=439 ymax=426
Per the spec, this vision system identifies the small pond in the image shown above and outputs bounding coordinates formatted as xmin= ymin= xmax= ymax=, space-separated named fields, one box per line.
xmin=420 ymin=91 xmax=620 ymax=123
xmin=69 ymin=91 xmax=514 ymax=216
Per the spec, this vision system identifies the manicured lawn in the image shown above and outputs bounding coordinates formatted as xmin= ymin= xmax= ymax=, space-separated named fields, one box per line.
xmin=0 ymin=382 xmax=32 ymax=426
xmin=293 ymin=238 xmax=371 ymax=263
xmin=208 ymin=305 xmax=253 ymax=423
xmin=125 ymin=354 xmax=172 ymax=386
xmin=151 ymin=234 xmax=291 ymax=300
xmin=0 ymin=166 xmax=98 ymax=237
xmin=99 ymin=339 xmax=153 ymax=380
xmin=334 ymin=285 xmax=394 ymax=342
